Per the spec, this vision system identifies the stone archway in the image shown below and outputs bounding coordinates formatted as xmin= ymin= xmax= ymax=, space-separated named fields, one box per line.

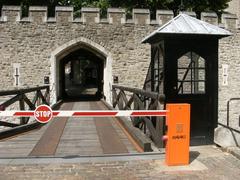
xmin=50 ymin=37 xmax=113 ymax=104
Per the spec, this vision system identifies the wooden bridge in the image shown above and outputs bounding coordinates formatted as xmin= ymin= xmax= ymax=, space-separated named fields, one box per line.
xmin=0 ymin=85 xmax=164 ymax=157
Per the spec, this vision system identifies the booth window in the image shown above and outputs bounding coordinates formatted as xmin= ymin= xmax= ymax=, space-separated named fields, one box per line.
xmin=177 ymin=52 xmax=205 ymax=94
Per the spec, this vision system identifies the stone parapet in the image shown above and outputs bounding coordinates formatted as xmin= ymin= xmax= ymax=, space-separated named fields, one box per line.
xmin=133 ymin=9 xmax=150 ymax=25
xmin=222 ymin=13 xmax=238 ymax=30
xmin=56 ymin=6 xmax=73 ymax=23
xmin=201 ymin=12 xmax=218 ymax=25
xmin=81 ymin=7 xmax=100 ymax=24
xmin=108 ymin=8 xmax=125 ymax=24
xmin=0 ymin=6 xmax=239 ymax=29
xmin=29 ymin=6 xmax=47 ymax=23
xmin=1 ymin=6 xmax=21 ymax=22
xmin=156 ymin=10 xmax=174 ymax=25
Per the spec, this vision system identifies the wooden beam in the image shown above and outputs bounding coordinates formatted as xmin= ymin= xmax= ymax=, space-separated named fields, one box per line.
xmin=19 ymin=96 xmax=27 ymax=125
xmin=0 ymin=122 xmax=42 ymax=140
xmin=0 ymin=121 xmax=19 ymax=127
xmin=0 ymin=94 xmax=21 ymax=108
xmin=0 ymin=86 xmax=49 ymax=96
xmin=23 ymin=94 xmax=35 ymax=110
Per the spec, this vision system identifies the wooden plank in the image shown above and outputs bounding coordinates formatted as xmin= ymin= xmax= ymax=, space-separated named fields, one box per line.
xmin=94 ymin=117 xmax=128 ymax=154
xmin=101 ymin=99 xmax=152 ymax=152
xmin=91 ymin=102 xmax=129 ymax=154
xmin=28 ymin=102 xmax=74 ymax=156
xmin=55 ymin=102 xmax=103 ymax=156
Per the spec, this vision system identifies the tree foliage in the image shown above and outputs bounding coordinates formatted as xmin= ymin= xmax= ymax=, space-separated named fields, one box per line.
xmin=0 ymin=0 xmax=231 ymax=18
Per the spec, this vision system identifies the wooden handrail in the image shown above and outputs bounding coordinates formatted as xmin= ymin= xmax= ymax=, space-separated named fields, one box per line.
xmin=0 ymin=85 xmax=50 ymax=127
xmin=112 ymin=84 xmax=165 ymax=148
xmin=112 ymin=84 xmax=165 ymax=102
xmin=0 ymin=85 xmax=49 ymax=96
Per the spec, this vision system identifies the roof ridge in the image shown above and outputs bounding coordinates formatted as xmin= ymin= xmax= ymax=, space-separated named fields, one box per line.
xmin=142 ymin=13 xmax=232 ymax=43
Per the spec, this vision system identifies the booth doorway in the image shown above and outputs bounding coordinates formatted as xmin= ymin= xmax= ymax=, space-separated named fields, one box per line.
xmin=163 ymin=40 xmax=218 ymax=145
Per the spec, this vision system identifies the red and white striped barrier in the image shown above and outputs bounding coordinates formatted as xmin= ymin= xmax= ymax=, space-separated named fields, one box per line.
xmin=0 ymin=110 xmax=167 ymax=117
xmin=0 ymin=105 xmax=167 ymax=123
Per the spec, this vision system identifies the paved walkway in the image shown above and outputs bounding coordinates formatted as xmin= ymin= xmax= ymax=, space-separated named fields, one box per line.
xmin=0 ymin=145 xmax=239 ymax=179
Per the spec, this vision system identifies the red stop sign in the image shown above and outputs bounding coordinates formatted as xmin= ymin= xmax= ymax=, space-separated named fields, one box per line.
xmin=34 ymin=105 xmax=53 ymax=123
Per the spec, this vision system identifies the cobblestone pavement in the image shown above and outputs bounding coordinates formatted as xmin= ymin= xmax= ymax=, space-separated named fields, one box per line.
xmin=0 ymin=146 xmax=240 ymax=180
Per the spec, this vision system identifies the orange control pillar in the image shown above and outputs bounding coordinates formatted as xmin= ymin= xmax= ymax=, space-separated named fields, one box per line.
xmin=165 ymin=103 xmax=190 ymax=166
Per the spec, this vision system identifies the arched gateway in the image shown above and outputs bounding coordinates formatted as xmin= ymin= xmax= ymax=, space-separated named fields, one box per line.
xmin=50 ymin=37 xmax=113 ymax=104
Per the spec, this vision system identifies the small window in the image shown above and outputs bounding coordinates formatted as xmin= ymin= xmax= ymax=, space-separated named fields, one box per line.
xmin=177 ymin=52 xmax=206 ymax=94
xmin=13 ymin=63 xmax=21 ymax=87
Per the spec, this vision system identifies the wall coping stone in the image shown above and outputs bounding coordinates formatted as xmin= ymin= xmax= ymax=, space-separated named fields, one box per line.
xmin=81 ymin=7 xmax=100 ymax=13
xmin=156 ymin=10 xmax=174 ymax=15
xmin=201 ymin=12 xmax=218 ymax=17
xmin=133 ymin=9 xmax=150 ymax=14
xmin=222 ymin=13 xmax=238 ymax=19
xmin=29 ymin=6 xmax=47 ymax=11
xmin=107 ymin=8 xmax=125 ymax=13
xmin=2 ymin=6 xmax=21 ymax=11
xmin=55 ymin=6 xmax=73 ymax=12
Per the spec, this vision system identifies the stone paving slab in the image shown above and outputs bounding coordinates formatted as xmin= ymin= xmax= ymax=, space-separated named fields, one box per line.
xmin=222 ymin=146 xmax=240 ymax=160
xmin=0 ymin=146 xmax=240 ymax=179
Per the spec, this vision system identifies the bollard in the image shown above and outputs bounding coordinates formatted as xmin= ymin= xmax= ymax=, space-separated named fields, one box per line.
xmin=164 ymin=103 xmax=190 ymax=166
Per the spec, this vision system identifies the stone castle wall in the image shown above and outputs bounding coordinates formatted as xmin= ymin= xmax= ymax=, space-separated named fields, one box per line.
xmin=227 ymin=0 xmax=240 ymax=18
xmin=0 ymin=6 xmax=174 ymax=91
xmin=0 ymin=6 xmax=240 ymax=147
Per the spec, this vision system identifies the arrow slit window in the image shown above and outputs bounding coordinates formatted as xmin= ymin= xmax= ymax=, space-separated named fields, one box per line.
xmin=13 ymin=63 xmax=21 ymax=87
xmin=177 ymin=52 xmax=205 ymax=94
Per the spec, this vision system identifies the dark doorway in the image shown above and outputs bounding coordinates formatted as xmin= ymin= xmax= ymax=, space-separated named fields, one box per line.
xmin=164 ymin=38 xmax=218 ymax=145
xmin=59 ymin=49 xmax=104 ymax=100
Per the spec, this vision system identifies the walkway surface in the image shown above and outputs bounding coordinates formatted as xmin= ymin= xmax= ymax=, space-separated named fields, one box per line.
xmin=0 ymin=101 xmax=139 ymax=158
xmin=0 ymin=145 xmax=240 ymax=179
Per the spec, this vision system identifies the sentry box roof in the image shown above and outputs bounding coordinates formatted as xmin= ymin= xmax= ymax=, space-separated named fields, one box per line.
xmin=142 ymin=13 xmax=232 ymax=43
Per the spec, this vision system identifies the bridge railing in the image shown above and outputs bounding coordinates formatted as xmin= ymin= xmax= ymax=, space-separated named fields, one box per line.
xmin=112 ymin=84 xmax=165 ymax=147
xmin=0 ymin=86 xmax=49 ymax=138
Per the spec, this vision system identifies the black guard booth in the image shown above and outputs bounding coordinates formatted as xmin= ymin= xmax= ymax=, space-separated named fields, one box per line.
xmin=142 ymin=14 xmax=231 ymax=145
